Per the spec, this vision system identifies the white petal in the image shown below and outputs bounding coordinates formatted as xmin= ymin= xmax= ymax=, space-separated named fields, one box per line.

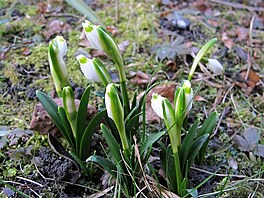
xmin=76 ymin=54 xmax=100 ymax=82
xmin=82 ymin=20 xmax=103 ymax=51
xmin=55 ymin=36 xmax=67 ymax=57
xmin=206 ymin=59 xmax=223 ymax=75
xmin=182 ymin=80 xmax=193 ymax=114
xmin=105 ymin=84 xmax=113 ymax=119
xmin=151 ymin=93 xmax=165 ymax=119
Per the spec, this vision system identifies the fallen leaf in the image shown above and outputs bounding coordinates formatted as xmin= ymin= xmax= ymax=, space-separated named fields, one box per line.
xmin=151 ymin=36 xmax=189 ymax=60
xmin=129 ymin=71 xmax=150 ymax=86
xmin=254 ymin=145 xmax=264 ymax=157
xmin=233 ymin=134 xmax=250 ymax=152
xmin=166 ymin=60 xmax=176 ymax=71
xmin=236 ymin=27 xmax=248 ymax=41
xmin=21 ymin=48 xmax=31 ymax=56
xmin=222 ymin=32 xmax=234 ymax=49
xmin=194 ymin=95 xmax=208 ymax=102
xmin=106 ymin=26 xmax=118 ymax=36
xmin=233 ymin=46 xmax=248 ymax=61
xmin=235 ymin=69 xmax=260 ymax=94
xmin=228 ymin=157 xmax=238 ymax=170
xmin=43 ymin=20 xmax=71 ymax=40
xmin=118 ymin=40 xmax=130 ymax=55
xmin=243 ymin=127 xmax=259 ymax=150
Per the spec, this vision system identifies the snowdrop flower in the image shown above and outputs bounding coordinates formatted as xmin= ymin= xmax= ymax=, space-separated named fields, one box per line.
xmin=182 ymin=80 xmax=193 ymax=114
xmin=82 ymin=20 xmax=126 ymax=82
xmin=54 ymin=36 xmax=67 ymax=57
xmin=48 ymin=36 xmax=69 ymax=89
xmin=151 ymin=93 xmax=166 ymax=119
xmin=62 ymin=86 xmax=76 ymax=121
xmin=206 ymin=59 xmax=223 ymax=75
xmin=76 ymin=55 xmax=111 ymax=86
xmin=105 ymin=83 xmax=129 ymax=152
xmin=76 ymin=55 xmax=100 ymax=82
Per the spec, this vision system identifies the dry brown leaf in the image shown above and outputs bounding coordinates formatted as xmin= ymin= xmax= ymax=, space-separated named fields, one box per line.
xmin=235 ymin=69 xmax=260 ymax=95
xmin=236 ymin=27 xmax=249 ymax=41
xmin=118 ymin=40 xmax=130 ymax=55
xmin=129 ymin=71 xmax=150 ymax=86
xmin=106 ymin=26 xmax=118 ymax=36
xmin=194 ymin=95 xmax=208 ymax=102
xmin=222 ymin=32 xmax=234 ymax=49
xmin=43 ymin=20 xmax=70 ymax=40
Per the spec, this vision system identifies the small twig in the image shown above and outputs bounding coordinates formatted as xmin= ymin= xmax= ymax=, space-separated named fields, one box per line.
xmin=191 ymin=167 xmax=246 ymax=178
xmin=16 ymin=176 xmax=44 ymax=187
xmin=44 ymin=13 xmax=82 ymax=19
xmin=230 ymin=93 xmax=246 ymax=129
xmin=209 ymin=0 xmax=264 ymax=12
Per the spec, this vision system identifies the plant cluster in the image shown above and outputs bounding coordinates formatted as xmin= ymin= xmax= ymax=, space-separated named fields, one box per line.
xmin=37 ymin=19 xmax=223 ymax=197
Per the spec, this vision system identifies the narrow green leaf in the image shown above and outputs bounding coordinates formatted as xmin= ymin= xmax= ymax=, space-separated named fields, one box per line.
xmin=36 ymin=91 xmax=66 ymax=135
xmin=69 ymin=151 xmax=88 ymax=174
xmin=75 ymin=85 xmax=91 ymax=152
xmin=65 ymin=0 xmax=104 ymax=27
xmin=186 ymin=134 xmax=209 ymax=171
xmin=79 ymin=110 xmax=106 ymax=160
xmin=197 ymin=111 xmax=218 ymax=137
xmin=180 ymin=119 xmax=199 ymax=166
xmin=87 ymin=155 xmax=116 ymax=177
xmin=58 ymin=107 xmax=75 ymax=150
xmin=100 ymin=124 xmax=122 ymax=165
xmin=140 ymin=131 xmax=165 ymax=156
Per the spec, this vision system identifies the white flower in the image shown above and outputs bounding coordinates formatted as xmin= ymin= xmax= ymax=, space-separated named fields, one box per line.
xmin=206 ymin=59 xmax=223 ymax=75
xmin=182 ymin=80 xmax=193 ymax=114
xmin=54 ymin=36 xmax=67 ymax=57
xmin=82 ymin=20 xmax=103 ymax=51
xmin=76 ymin=54 xmax=100 ymax=82
xmin=151 ymin=93 xmax=165 ymax=119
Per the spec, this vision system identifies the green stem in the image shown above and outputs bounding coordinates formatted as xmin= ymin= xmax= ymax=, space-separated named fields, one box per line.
xmin=173 ymin=150 xmax=183 ymax=195
xmin=120 ymin=81 xmax=130 ymax=116
xmin=188 ymin=38 xmax=217 ymax=81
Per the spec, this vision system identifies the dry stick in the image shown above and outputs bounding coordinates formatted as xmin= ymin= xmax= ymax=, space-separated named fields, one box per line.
xmin=245 ymin=14 xmax=255 ymax=80
xmin=209 ymin=0 xmax=264 ymax=12
xmin=230 ymin=93 xmax=246 ymax=129
xmin=16 ymin=176 xmax=43 ymax=187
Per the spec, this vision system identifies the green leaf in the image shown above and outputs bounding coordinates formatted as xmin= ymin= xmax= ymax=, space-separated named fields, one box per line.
xmin=180 ymin=119 xmax=199 ymax=166
xmin=79 ymin=110 xmax=106 ymax=160
xmin=69 ymin=151 xmax=88 ymax=174
xmin=197 ymin=111 xmax=218 ymax=137
xmin=58 ymin=107 xmax=75 ymax=150
xmin=75 ymin=85 xmax=91 ymax=154
xmin=65 ymin=0 xmax=104 ymax=27
xmin=197 ymin=112 xmax=218 ymax=164
xmin=188 ymin=38 xmax=217 ymax=80
xmin=36 ymin=91 xmax=66 ymax=135
xmin=186 ymin=134 xmax=209 ymax=172
xmin=87 ymin=155 xmax=116 ymax=177
xmin=100 ymin=124 xmax=122 ymax=165
xmin=140 ymin=131 xmax=165 ymax=156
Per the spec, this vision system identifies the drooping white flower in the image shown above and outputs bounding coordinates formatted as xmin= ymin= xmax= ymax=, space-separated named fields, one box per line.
xmin=82 ymin=20 xmax=103 ymax=51
xmin=82 ymin=20 xmax=126 ymax=82
xmin=206 ymin=59 xmax=223 ymax=75
xmin=76 ymin=54 xmax=100 ymax=82
xmin=54 ymin=36 xmax=67 ymax=57
xmin=151 ymin=93 xmax=166 ymax=119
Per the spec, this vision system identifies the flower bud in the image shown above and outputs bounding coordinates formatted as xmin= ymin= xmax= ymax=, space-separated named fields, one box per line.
xmin=182 ymin=80 xmax=193 ymax=114
xmin=54 ymin=36 xmax=67 ymax=57
xmin=48 ymin=36 xmax=69 ymax=88
xmin=62 ymin=86 xmax=77 ymax=121
xmin=105 ymin=83 xmax=129 ymax=151
xmin=206 ymin=59 xmax=223 ymax=75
